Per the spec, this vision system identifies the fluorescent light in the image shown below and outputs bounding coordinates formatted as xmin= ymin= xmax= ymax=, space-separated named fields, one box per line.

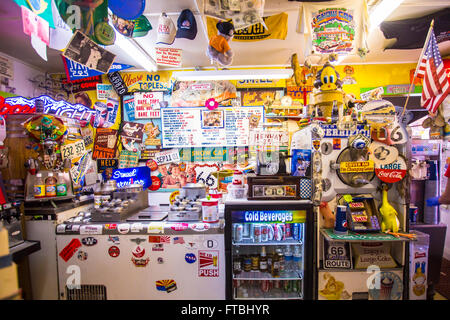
xmin=369 ymin=0 xmax=405 ymax=33
xmin=114 ymin=31 xmax=158 ymax=72
xmin=171 ymin=69 xmax=294 ymax=81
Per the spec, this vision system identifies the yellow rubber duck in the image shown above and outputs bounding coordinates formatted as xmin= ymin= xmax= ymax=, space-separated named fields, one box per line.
xmin=379 ymin=184 xmax=400 ymax=233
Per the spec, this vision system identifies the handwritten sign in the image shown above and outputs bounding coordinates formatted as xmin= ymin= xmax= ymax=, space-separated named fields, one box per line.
xmin=155 ymin=47 xmax=182 ymax=67
xmin=134 ymin=92 xmax=163 ymax=119
xmin=161 ymin=106 xmax=263 ymax=148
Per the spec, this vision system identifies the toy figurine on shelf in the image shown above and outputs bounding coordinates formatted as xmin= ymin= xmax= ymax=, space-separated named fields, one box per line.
xmin=23 ymin=115 xmax=67 ymax=170
xmin=379 ymin=184 xmax=400 ymax=233
xmin=311 ymin=62 xmax=345 ymax=120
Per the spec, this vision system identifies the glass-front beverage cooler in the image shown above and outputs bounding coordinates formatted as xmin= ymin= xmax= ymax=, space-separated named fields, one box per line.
xmin=225 ymin=201 xmax=315 ymax=300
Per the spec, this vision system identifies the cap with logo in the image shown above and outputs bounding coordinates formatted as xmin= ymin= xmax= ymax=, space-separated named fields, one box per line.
xmin=175 ymin=9 xmax=197 ymax=40
xmin=157 ymin=13 xmax=177 ymax=45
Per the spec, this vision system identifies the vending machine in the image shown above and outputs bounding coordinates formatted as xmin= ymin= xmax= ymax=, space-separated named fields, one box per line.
xmin=225 ymin=199 xmax=315 ymax=300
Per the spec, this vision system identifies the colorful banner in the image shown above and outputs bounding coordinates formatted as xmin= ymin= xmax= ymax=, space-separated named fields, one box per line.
xmin=62 ymin=56 xmax=133 ymax=81
xmin=231 ymin=210 xmax=307 ymax=224
xmin=206 ymin=13 xmax=288 ymax=42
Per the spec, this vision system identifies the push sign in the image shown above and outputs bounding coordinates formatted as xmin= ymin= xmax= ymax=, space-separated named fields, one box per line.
xmin=323 ymin=240 xmax=352 ymax=269
xmin=110 ymin=166 xmax=152 ymax=189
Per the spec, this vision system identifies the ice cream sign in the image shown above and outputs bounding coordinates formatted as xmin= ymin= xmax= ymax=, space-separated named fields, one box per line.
xmin=375 ymin=157 xmax=407 ymax=183
xmin=233 ymin=210 xmax=306 ymax=224
xmin=110 ymin=166 xmax=152 ymax=189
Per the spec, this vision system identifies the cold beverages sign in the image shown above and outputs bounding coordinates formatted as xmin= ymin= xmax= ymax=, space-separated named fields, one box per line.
xmin=134 ymin=92 xmax=163 ymax=119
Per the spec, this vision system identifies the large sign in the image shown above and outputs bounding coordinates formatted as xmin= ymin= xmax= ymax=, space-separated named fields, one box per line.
xmin=161 ymin=106 xmax=263 ymax=148
xmin=111 ymin=166 xmax=152 ymax=189
xmin=231 ymin=210 xmax=306 ymax=224
xmin=1 ymin=95 xmax=96 ymax=122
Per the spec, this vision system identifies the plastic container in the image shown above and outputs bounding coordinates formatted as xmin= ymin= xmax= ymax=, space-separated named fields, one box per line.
xmin=201 ymin=198 xmax=219 ymax=223
xmin=227 ymin=183 xmax=248 ymax=199
xmin=45 ymin=172 xmax=57 ymax=197
xmin=33 ymin=173 xmax=45 ymax=198
xmin=56 ymin=173 xmax=67 ymax=196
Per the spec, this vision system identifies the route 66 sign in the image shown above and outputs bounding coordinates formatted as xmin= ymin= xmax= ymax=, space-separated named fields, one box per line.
xmin=323 ymin=239 xmax=352 ymax=269
xmin=193 ymin=164 xmax=219 ymax=188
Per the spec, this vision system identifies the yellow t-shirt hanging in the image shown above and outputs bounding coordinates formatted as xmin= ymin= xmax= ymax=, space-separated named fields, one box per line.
xmin=206 ymin=12 xmax=288 ymax=42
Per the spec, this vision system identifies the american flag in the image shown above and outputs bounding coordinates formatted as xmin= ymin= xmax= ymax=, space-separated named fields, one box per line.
xmin=173 ymin=236 xmax=185 ymax=244
xmin=416 ymin=28 xmax=450 ymax=114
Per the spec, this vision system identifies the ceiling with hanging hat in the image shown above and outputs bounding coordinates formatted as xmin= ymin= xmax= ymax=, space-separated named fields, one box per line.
xmin=0 ymin=0 xmax=449 ymax=74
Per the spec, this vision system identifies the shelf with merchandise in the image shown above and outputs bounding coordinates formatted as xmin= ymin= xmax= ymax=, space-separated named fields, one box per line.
xmin=320 ymin=228 xmax=414 ymax=243
xmin=233 ymin=239 xmax=303 ymax=246
xmin=233 ymin=270 xmax=303 ymax=281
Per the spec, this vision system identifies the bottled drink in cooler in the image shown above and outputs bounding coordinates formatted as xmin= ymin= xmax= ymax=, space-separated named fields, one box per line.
xmin=272 ymin=249 xmax=280 ymax=277
xmin=259 ymin=246 xmax=268 ymax=272
xmin=243 ymin=250 xmax=252 ymax=272
xmin=251 ymin=253 xmax=260 ymax=271
xmin=284 ymin=245 xmax=293 ymax=273
xmin=267 ymin=247 xmax=273 ymax=273
xmin=293 ymin=245 xmax=302 ymax=272
xmin=277 ymin=248 xmax=285 ymax=274
xmin=233 ymin=249 xmax=242 ymax=274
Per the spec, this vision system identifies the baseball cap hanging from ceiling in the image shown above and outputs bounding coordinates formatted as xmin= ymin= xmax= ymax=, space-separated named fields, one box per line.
xmin=175 ymin=9 xmax=197 ymax=40
xmin=157 ymin=13 xmax=177 ymax=45
xmin=108 ymin=0 xmax=146 ymax=20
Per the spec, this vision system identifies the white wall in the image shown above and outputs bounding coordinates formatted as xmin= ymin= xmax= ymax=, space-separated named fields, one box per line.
xmin=0 ymin=51 xmax=45 ymax=98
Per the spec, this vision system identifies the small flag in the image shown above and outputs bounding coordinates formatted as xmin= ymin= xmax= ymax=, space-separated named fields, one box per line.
xmin=160 ymin=236 xmax=171 ymax=243
xmin=417 ymin=28 xmax=450 ymax=114
xmin=173 ymin=236 xmax=185 ymax=244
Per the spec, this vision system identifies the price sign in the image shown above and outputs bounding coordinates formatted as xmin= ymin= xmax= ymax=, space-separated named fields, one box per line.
xmin=340 ymin=161 xmax=374 ymax=173
xmin=154 ymin=149 xmax=180 ymax=165
xmin=323 ymin=240 xmax=352 ymax=269
xmin=193 ymin=164 xmax=219 ymax=188
xmin=61 ymin=140 xmax=86 ymax=160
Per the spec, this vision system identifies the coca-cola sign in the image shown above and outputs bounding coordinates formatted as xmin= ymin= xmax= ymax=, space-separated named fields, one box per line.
xmin=375 ymin=157 xmax=407 ymax=183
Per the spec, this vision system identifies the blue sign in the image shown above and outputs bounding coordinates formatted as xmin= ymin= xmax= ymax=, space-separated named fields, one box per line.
xmin=62 ymin=57 xmax=133 ymax=81
xmin=321 ymin=124 xmax=370 ymax=138
xmin=110 ymin=166 xmax=152 ymax=189
xmin=185 ymin=253 xmax=196 ymax=264
xmin=123 ymin=94 xmax=136 ymax=121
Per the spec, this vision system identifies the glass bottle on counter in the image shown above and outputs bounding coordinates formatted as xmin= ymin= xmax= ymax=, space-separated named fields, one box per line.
xmin=233 ymin=249 xmax=242 ymax=275
xmin=45 ymin=172 xmax=57 ymax=197
xmin=34 ymin=173 xmax=46 ymax=198
xmin=259 ymin=246 xmax=268 ymax=272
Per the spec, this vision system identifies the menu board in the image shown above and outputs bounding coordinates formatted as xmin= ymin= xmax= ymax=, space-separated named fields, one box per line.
xmin=161 ymin=106 xmax=264 ymax=148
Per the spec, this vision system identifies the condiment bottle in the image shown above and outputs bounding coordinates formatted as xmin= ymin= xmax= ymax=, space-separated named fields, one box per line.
xmin=34 ymin=173 xmax=45 ymax=198
xmin=45 ymin=172 xmax=57 ymax=197
xmin=56 ymin=173 xmax=67 ymax=196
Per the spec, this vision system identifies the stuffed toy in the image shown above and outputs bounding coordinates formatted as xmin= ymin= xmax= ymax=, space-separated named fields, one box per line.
xmin=207 ymin=21 xmax=235 ymax=67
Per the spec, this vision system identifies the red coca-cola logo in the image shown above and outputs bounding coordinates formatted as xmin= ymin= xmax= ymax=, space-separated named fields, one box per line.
xmin=375 ymin=169 xmax=406 ymax=183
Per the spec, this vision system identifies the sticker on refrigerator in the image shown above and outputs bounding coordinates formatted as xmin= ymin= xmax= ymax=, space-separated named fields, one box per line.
xmin=203 ymin=239 xmax=218 ymax=249
xmin=173 ymin=236 xmax=185 ymax=244
xmin=132 ymin=245 xmax=146 ymax=258
xmin=184 ymin=241 xmax=198 ymax=250
xmin=155 ymin=279 xmax=177 ymax=293
xmin=198 ymin=250 xmax=219 ymax=277
xmin=104 ymin=223 xmax=118 ymax=230
xmin=81 ymin=237 xmax=98 ymax=246
xmin=190 ymin=223 xmax=210 ymax=232
xmin=108 ymin=236 xmax=120 ymax=244
xmin=152 ymin=244 xmax=164 ymax=251
xmin=185 ymin=253 xmax=197 ymax=264
xmin=170 ymin=223 xmax=188 ymax=231
xmin=59 ymin=238 xmax=82 ymax=262
xmin=130 ymin=238 xmax=146 ymax=245
xmin=77 ymin=250 xmax=88 ymax=261
xmin=118 ymin=223 xmax=131 ymax=234
xmin=80 ymin=225 xmax=103 ymax=235
xmin=132 ymin=257 xmax=150 ymax=267
xmin=149 ymin=235 xmax=171 ymax=243
xmin=157 ymin=257 xmax=164 ymax=264
xmin=56 ymin=224 xmax=66 ymax=233
xmin=108 ymin=246 xmax=120 ymax=258
xmin=148 ymin=222 xmax=164 ymax=234
xmin=131 ymin=223 xmax=144 ymax=232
